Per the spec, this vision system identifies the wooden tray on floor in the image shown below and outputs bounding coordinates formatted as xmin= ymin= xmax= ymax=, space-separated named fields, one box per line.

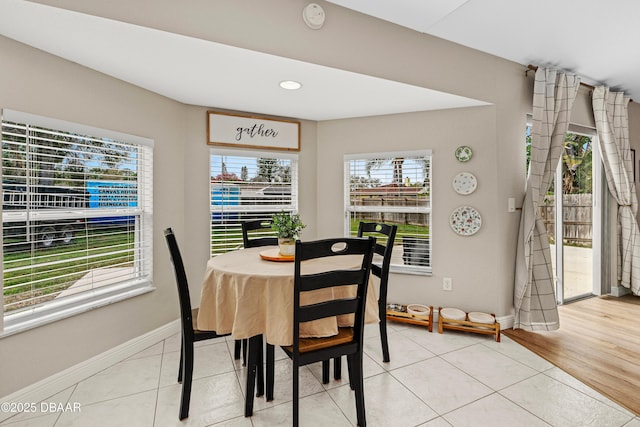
xmin=386 ymin=304 xmax=433 ymax=332
xmin=437 ymin=307 xmax=500 ymax=342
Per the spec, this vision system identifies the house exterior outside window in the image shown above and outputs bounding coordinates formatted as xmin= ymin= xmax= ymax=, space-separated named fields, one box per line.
xmin=209 ymin=148 xmax=298 ymax=256
xmin=344 ymin=150 xmax=431 ymax=274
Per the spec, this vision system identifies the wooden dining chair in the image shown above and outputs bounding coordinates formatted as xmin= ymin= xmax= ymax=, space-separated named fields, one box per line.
xmin=249 ymin=237 xmax=376 ymax=427
xmin=242 ymin=219 xmax=278 ymax=248
xmin=164 ymin=227 xmax=231 ymax=420
xmin=324 ymin=222 xmax=397 ymax=382
xmin=235 ymin=219 xmax=279 ymax=363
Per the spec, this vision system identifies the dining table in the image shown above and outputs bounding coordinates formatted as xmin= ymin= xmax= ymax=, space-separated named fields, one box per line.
xmin=196 ymin=245 xmax=380 ymax=415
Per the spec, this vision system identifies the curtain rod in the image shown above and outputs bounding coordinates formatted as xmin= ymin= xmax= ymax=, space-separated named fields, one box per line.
xmin=526 ymin=64 xmax=633 ymax=103
xmin=526 ymin=64 xmax=595 ymax=91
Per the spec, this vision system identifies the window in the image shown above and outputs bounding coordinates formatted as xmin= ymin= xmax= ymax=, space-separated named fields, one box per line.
xmin=1 ymin=110 xmax=153 ymax=336
xmin=210 ymin=148 xmax=298 ymax=255
xmin=345 ymin=150 xmax=432 ymax=274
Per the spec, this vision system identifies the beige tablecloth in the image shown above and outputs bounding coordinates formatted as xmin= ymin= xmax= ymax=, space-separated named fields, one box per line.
xmin=197 ymin=246 xmax=379 ymax=346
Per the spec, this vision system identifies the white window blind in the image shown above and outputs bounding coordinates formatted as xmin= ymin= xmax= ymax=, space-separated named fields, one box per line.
xmin=210 ymin=148 xmax=298 ymax=256
xmin=345 ymin=150 xmax=432 ymax=274
xmin=1 ymin=110 xmax=153 ymax=335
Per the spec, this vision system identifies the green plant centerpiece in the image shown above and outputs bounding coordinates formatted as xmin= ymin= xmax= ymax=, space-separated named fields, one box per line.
xmin=271 ymin=211 xmax=305 ymax=257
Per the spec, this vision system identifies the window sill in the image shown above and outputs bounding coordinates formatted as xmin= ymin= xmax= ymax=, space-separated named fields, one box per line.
xmin=389 ymin=265 xmax=432 ymax=276
xmin=1 ymin=280 xmax=154 ymax=339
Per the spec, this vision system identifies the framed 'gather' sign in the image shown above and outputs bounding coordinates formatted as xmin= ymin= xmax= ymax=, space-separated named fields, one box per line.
xmin=207 ymin=111 xmax=300 ymax=151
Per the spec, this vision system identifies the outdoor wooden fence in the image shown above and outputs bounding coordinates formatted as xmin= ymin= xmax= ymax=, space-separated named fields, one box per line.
xmin=539 ymin=194 xmax=592 ymax=246
xmin=352 ymin=195 xmax=428 ymax=225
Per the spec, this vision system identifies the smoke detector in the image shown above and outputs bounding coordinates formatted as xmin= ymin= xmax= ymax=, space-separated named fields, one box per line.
xmin=303 ymin=3 xmax=325 ymax=29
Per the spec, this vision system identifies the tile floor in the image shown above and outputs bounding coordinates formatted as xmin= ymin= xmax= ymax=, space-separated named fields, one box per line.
xmin=2 ymin=322 xmax=639 ymax=427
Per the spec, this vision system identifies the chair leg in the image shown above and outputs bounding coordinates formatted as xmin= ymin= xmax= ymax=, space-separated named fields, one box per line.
xmin=177 ymin=341 xmax=184 ymax=383
xmin=293 ymin=359 xmax=299 ymax=427
xmin=351 ymin=353 xmax=367 ymax=427
xmin=256 ymin=337 xmax=264 ymax=398
xmin=242 ymin=338 xmax=248 ymax=366
xmin=266 ymin=344 xmax=275 ymax=401
xmin=379 ymin=315 xmax=390 ymax=363
xmin=179 ymin=339 xmax=194 ymax=420
xmin=234 ymin=339 xmax=242 ymax=360
xmin=334 ymin=356 xmax=342 ymax=380
xmin=322 ymin=360 xmax=330 ymax=384
xmin=244 ymin=336 xmax=260 ymax=417
xmin=347 ymin=354 xmax=355 ymax=390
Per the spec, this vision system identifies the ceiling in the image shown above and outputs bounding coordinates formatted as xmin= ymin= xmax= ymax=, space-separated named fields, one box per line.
xmin=0 ymin=0 xmax=489 ymax=121
xmin=1 ymin=1 xmax=639 ymax=121
xmin=328 ymin=0 xmax=640 ymax=98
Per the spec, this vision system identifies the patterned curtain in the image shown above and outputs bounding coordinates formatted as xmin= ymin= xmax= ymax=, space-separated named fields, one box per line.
xmin=514 ymin=67 xmax=581 ymax=331
xmin=592 ymin=86 xmax=640 ymax=295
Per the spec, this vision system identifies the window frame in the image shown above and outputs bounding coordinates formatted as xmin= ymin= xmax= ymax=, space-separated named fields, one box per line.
xmin=344 ymin=149 xmax=432 ymax=275
xmin=1 ymin=109 xmax=154 ymax=337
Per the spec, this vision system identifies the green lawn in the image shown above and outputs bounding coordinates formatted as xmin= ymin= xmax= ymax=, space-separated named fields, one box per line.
xmin=209 ymin=219 xmax=430 ymax=256
xmin=349 ymin=219 xmax=429 ymax=237
xmin=3 ymin=227 xmax=135 ymax=311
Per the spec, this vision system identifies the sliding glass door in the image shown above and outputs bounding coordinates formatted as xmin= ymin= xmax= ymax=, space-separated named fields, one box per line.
xmin=539 ymin=131 xmax=602 ymax=303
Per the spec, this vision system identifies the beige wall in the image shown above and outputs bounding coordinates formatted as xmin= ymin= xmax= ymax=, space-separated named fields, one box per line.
xmin=0 ymin=35 xmax=186 ymax=396
xmin=318 ymin=107 xmax=505 ymax=312
xmin=1 ymin=0 xmax=638 ymax=397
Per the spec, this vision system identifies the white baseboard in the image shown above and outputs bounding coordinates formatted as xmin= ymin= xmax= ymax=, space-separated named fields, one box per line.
xmin=610 ymin=285 xmax=631 ymax=297
xmin=0 ymin=320 xmax=179 ymax=423
xmin=496 ymin=314 xmax=514 ymax=330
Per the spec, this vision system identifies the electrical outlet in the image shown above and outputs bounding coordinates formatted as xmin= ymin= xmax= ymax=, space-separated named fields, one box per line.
xmin=443 ymin=277 xmax=452 ymax=291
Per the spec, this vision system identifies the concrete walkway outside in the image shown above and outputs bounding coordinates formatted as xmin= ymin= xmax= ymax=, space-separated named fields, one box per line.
xmin=56 ymin=267 xmax=135 ymax=298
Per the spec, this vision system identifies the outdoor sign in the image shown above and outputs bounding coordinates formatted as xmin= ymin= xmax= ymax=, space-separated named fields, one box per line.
xmin=207 ymin=111 xmax=300 ymax=151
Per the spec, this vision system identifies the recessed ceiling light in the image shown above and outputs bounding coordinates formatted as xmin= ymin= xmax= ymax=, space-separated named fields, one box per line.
xmin=279 ymin=80 xmax=302 ymax=90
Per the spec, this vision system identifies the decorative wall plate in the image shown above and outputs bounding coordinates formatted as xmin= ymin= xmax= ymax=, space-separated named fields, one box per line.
xmin=452 ymin=172 xmax=477 ymax=195
xmin=455 ymin=145 xmax=473 ymax=162
xmin=449 ymin=206 xmax=482 ymax=236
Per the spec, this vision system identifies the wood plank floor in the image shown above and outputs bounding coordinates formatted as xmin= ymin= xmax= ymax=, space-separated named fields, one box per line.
xmin=504 ymin=294 xmax=640 ymax=416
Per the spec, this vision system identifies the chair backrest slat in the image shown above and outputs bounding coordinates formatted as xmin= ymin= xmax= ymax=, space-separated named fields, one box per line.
xmin=298 ymin=270 xmax=364 ymax=292
xmin=371 ymin=264 xmax=382 ymax=277
xmin=242 ymin=219 xmax=278 ymax=248
xmin=299 ymin=299 xmax=359 ymax=323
